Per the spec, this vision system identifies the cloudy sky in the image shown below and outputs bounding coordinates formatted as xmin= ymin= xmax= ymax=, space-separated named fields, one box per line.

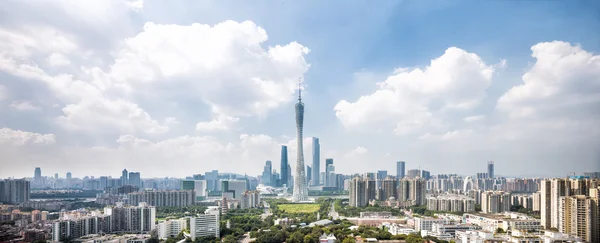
xmin=1 ymin=0 xmax=599 ymax=179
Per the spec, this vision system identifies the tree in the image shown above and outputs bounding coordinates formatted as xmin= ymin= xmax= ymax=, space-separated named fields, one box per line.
xmin=495 ymin=228 xmax=505 ymax=234
xmin=342 ymin=238 xmax=356 ymax=243
xmin=222 ymin=235 xmax=237 ymax=243
xmin=304 ymin=234 xmax=318 ymax=243
xmin=287 ymin=231 xmax=305 ymax=243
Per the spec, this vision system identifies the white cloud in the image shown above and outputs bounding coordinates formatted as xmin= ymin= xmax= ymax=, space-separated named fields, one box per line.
xmin=46 ymin=53 xmax=71 ymax=66
xmin=344 ymin=146 xmax=368 ymax=158
xmin=0 ymin=128 xmax=56 ymax=145
xmin=497 ymin=41 xmax=600 ymax=121
xmin=463 ymin=115 xmax=485 ymax=122
xmin=196 ymin=116 xmax=240 ymax=132
xmin=108 ymin=21 xmax=310 ymax=117
xmin=10 ymin=101 xmax=40 ymax=111
xmin=334 ymin=47 xmax=496 ymax=135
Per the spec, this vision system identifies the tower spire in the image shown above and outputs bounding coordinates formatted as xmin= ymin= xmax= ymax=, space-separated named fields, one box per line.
xmin=298 ymin=77 xmax=302 ymax=102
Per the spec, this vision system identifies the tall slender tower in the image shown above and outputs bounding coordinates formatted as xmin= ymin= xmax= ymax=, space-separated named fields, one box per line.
xmin=292 ymin=79 xmax=309 ymax=202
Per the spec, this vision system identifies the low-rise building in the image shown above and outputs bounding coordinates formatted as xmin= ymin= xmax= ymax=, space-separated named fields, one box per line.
xmin=157 ymin=218 xmax=187 ymax=239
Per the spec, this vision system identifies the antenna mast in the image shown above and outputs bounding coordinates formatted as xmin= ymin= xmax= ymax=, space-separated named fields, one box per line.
xmin=298 ymin=77 xmax=302 ymax=102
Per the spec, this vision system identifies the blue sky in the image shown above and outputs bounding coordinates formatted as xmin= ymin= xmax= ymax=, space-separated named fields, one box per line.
xmin=0 ymin=0 xmax=599 ymax=178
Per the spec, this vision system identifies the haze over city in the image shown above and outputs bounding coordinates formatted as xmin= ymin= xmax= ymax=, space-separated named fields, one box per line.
xmin=1 ymin=0 xmax=599 ymax=179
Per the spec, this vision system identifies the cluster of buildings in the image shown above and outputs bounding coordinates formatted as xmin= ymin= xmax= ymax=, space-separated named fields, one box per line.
xmin=540 ymin=177 xmax=599 ymax=243
xmin=349 ymin=176 xmax=426 ymax=208
xmin=51 ymin=202 xmax=155 ymax=242
xmin=427 ymin=194 xmax=475 ymax=213
xmin=0 ymin=179 xmax=30 ymax=204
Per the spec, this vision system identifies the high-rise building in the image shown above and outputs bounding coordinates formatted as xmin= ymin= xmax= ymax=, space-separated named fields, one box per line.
xmin=205 ymin=170 xmax=219 ymax=191
xmin=312 ymin=137 xmax=320 ymax=186
xmin=128 ymin=172 xmax=141 ymax=189
xmin=325 ymin=159 xmax=334 ymax=186
xmin=66 ymin=172 xmax=72 ymax=187
xmin=106 ymin=202 xmax=155 ymax=233
xmin=51 ymin=215 xmax=112 ymax=241
xmin=34 ymin=167 xmax=42 ymax=186
xmin=381 ymin=177 xmax=398 ymax=201
xmin=421 ymin=170 xmax=431 ymax=180
xmin=481 ymin=191 xmax=511 ymax=213
xmin=190 ymin=213 xmax=219 ymax=239
xmin=349 ymin=177 xmax=376 ymax=207
xmin=306 ymin=166 xmax=312 ymax=186
xmin=54 ymin=173 xmax=58 ymax=180
xmin=397 ymin=161 xmax=405 ymax=179
xmin=292 ymin=81 xmax=309 ymax=202
xmin=327 ymin=164 xmax=336 ymax=187
xmin=241 ymin=190 xmax=261 ymax=209
xmin=0 ymin=179 xmax=31 ymax=204
xmin=280 ymin=145 xmax=288 ymax=187
xmin=181 ymin=180 xmax=207 ymax=201
xmin=407 ymin=169 xmax=421 ymax=178
xmin=540 ymin=180 xmax=552 ymax=229
xmin=222 ymin=180 xmax=247 ymax=201
xmin=409 ymin=178 xmax=427 ymax=206
xmin=261 ymin=161 xmax=272 ymax=186
xmin=487 ymin=161 xmax=495 ymax=179
xmin=121 ymin=169 xmax=128 ymax=186
xmin=127 ymin=190 xmax=195 ymax=207
xmin=376 ymin=170 xmax=388 ymax=189
xmin=558 ymin=194 xmax=599 ymax=243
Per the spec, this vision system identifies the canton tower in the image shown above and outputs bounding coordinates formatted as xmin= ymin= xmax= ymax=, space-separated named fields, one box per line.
xmin=292 ymin=79 xmax=309 ymax=202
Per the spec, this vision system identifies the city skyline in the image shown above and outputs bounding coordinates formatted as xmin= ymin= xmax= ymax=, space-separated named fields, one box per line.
xmin=1 ymin=1 xmax=599 ymax=178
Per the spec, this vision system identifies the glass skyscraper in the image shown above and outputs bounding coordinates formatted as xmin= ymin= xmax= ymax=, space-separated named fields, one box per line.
xmin=312 ymin=137 xmax=320 ymax=186
xmin=397 ymin=161 xmax=405 ymax=179
xmin=280 ymin=146 xmax=288 ymax=187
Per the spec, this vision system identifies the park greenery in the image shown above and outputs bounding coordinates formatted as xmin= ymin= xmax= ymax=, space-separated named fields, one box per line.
xmin=278 ymin=203 xmax=321 ymax=213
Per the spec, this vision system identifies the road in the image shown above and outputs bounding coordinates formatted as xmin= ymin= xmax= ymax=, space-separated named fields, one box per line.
xmin=261 ymin=201 xmax=272 ymax=219
xmin=240 ymin=232 xmax=256 ymax=243
xmin=328 ymin=202 xmax=340 ymax=220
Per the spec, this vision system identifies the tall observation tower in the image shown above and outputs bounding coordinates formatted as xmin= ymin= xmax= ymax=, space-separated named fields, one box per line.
xmin=292 ymin=79 xmax=309 ymax=202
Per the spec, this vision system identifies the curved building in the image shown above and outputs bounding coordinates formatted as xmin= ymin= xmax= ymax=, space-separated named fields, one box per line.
xmin=292 ymin=81 xmax=309 ymax=202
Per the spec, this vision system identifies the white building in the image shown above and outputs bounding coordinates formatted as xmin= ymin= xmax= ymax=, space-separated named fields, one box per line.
xmin=414 ymin=217 xmax=445 ymax=232
xmin=388 ymin=223 xmax=416 ymax=235
xmin=190 ymin=213 xmax=220 ymax=239
xmin=157 ymin=218 xmax=187 ymax=239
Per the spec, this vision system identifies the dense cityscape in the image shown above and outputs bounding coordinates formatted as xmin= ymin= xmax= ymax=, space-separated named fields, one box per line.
xmin=1 ymin=1 xmax=600 ymax=243
xmin=2 ymin=81 xmax=599 ymax=243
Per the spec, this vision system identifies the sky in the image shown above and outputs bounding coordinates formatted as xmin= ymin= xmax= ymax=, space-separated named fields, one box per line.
xmin=0 ymin=0 xmax=599 ymax=179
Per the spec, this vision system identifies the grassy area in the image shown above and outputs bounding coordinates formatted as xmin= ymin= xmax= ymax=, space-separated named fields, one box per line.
xmin=278 ymin=203 xmax=320 ymax=213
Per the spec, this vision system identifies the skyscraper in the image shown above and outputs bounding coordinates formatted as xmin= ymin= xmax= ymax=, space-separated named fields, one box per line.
xmin=292 ymin=80 xmax=309 ymax=202
xmin=397 ymin=161 xmax=405 ymax=179
xmin=280 ymin=146 xmax=288 ymax=187
xmin=487 ymin=161 xmax=495 ymax=179
xmin=312 ymin=137 xmax=320 ymax=186
xmin=325 ymin=158 xmax=333 ymax=186
xmin=129 ymin=172 xmax=141 ymax=189
xmin=66 ymin=172 xmax=72 ymax=187
xmin=261 ymin=161 xmax=272 ymax=186
xmin=306 ymin=165 xmax=312 ymax=186
xmin=376 ymin=170 xmax=388 ymax=189
xmin=34 ymin=167 xmax=42 ymax=186
xmin=121 ymin=169 xmax=128 ymax=186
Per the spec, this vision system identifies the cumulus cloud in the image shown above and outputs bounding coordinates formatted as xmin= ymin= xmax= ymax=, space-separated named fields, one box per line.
xmin=196 ymin=116 xmax=240 ymax=132
xmin=0 ymin=128 xmax=56 ymax=145
xmin=10 ymin=101 xmax=40 ymax=111
xmin=334 ymin=47 xmax=496 ymax=135
xmin=108 ymin=21 xmax=310 ymax=118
